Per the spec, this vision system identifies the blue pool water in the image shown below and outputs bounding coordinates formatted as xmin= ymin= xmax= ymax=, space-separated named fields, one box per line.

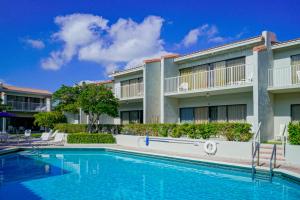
xmin=0 ymin=149 xmax=300 ymax=200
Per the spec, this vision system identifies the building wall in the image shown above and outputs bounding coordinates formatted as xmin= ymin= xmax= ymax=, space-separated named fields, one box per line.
xmin=161 ymin=57 xmax=180 ymax=123
xmin=273 ymin=47 xmax=300 ymax=68
xmin=273 ymin=93 xmax=300 ymax=137
xmin=144 ymin=61 xmax=161 ymax=123
xmin=178 ymin=92 xmax=255 ymax=125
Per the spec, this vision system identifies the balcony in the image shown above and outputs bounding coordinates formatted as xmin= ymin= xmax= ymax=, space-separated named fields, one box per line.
xmin=268 ymin=65 xmax=300 ymax=93
xmin=7 ymin=101 xmax=47 ymax=112
xmin=114 ymin=82 xmax=144 ymax=101
xmin=164 ymin=64 xmax=253 ymax=97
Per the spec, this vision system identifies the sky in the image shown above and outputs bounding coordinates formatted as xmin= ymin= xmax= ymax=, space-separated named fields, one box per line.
xmin=0 ymin=0 xmax=300 ymax=92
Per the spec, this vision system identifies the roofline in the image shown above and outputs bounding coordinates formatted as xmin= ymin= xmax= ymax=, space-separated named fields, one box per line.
xmin=174 ymin=36 xmax=262 ymax=63
xmin=0 ymin=84 xmax=52 ymax=96
xmin=272 ymin=38 xmax=300 ymax=50
xmin=144 ymin=58 xmax=161 ymax=63
xmin=109 ymin=65 xmax=144 ymax=78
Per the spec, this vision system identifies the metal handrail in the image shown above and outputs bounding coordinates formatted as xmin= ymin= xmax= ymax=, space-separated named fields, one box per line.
xmin=269 ymin=144 xmax=277 ymax=181
xmin=251 ymin=122 xmax=261 ymax=179
xmin=253 ymin=122 xmax=261 ymax=143
xmin=251 ymin=142 xmax=260 ymax=180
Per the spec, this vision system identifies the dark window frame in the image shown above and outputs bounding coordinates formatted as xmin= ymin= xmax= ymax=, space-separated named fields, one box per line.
xmin=179 ymin=104 xmax=247 ymax=123
xmin=291 ymin=104 xmax=300 ymax=122
xmin=121 ymin=110 xmax=143 ymax=124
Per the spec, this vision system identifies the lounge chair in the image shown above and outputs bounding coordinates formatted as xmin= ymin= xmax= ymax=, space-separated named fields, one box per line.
xmin=48 ymin=133 xmax=66 ymax=146
xmin=32 ymin=132 xmax=53 ymax=146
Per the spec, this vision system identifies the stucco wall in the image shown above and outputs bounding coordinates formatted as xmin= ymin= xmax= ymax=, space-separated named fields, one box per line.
xmin=162 ymin=58 xmax=180 ymax=123
xmin=273 ymin=93 xmax=300 ymax=137
xmin=115 ymin=135 xmax=252 ymax=160
xmin=144 ymin=61 xmax=161 ymax=123
xmin=273 ymin=47 xmax=300 ymax=68
xmin=285 ymin=145 xmax=300 ymax=166
xmin=178 ymin=92 xmax=255 ymax=126
xmin=178 ymin=48 xmax=255 ymax=71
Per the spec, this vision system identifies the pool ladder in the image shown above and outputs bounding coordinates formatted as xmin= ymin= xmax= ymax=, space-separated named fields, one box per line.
xmin=251 ymin=122 xmax=261 ymax=180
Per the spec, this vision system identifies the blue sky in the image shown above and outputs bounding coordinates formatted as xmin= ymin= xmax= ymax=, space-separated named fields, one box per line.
xmin=0 ymin=0 xmax=299 ymax=92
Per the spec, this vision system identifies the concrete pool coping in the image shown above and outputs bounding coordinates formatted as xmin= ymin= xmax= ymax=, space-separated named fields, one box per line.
xmin=1 ymin=144 xmax=300 ymax=183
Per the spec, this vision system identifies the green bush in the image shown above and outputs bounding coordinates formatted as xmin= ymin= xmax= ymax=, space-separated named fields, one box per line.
xmin=54 ymin=123 xmax=87 ymax=133
xmin=54 ymin=123 xmax=122 ymax=134
xmin=121 ymin=122 xmax=253 ymax=141
xmin=220 ymin=123 xmax=252 ymax=142
xmin=67 ymin=133 xmax=116 ymax=144
xmin=288 ymin=122 xmax=300 ymax=145
xmin=34 ymin=111 xmax=67 ymax=129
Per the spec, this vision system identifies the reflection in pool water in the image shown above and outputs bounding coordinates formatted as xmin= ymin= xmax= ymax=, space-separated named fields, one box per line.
xmin=0 ymin=149 xmax=300 ymax=200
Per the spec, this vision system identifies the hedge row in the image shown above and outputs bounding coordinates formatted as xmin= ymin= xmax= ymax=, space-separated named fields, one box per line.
xmin=54 ymin=123 xmax=122 ymax=134
xmin=67 ymin=133 xmax=116 ymax=144
xmin=122 ymin=123 xmax=253 ymax=142
xmin=288 ymin=122 xmax=300 ymax=145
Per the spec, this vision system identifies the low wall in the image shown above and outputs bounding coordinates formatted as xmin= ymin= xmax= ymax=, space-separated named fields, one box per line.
xmin=115 ymin=135 xmax=252 ymax=160
xmin=285 ymin=145 xmax=300 ymax=165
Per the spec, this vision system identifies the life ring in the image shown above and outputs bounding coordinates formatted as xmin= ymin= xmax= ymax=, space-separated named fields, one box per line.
xmin=204 ymin=141 xmax=217 ymax=155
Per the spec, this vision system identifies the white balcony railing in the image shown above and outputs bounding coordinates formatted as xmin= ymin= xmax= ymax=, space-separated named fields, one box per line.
xmin=7 ymin=101 xmax=47 ymax=112
xmin=115 ymin=82 xmax=144 ymax=100
xmin=268 ymin=65 xmax=300 ymax=88
xmin=165 ymin=64 xmax=253 ymax=94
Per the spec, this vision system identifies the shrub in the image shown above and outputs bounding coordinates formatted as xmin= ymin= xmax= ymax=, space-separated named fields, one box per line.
xmin=54 ymin=123 xmax=122 ymax=134
xmin=67 ymin=133 xmax=116 ymax=144
xmin=220 ymin=123 xmax=252 ymax=142
xmin=121 ymin=122 xmax=253 ymax=141
xmin=54 ymin=123 xmax=87 ymax=133
xmin=288 ymin=122 xmax=300 ymax=145
xmin=34 ymin=111 xmax=67 ymax=129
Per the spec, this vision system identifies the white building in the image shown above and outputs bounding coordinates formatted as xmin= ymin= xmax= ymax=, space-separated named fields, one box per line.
xmin=0 ymin=83 xmax=52 ymax=132
xmin=80 ymin=31 xmax=300 ymax=141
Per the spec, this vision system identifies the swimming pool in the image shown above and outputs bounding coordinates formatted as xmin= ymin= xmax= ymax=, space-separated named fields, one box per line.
xmin=0 ymin=149 xmax=300 ymax=200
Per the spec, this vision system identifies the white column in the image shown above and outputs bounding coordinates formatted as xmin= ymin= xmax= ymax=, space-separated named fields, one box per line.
xmin=46 ymin=97 xmax=51 ymax=111
xmin=1 ymin=92 xmax=7 ymax=132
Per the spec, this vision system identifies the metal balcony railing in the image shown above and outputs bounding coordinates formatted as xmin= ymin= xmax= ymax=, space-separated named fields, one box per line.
xmin=165 ymin=64 xmax=253 ymax=94
xmin=7 ymin=101 xmax=47 ymax=112
xmin=268 ymin=65 xmax=300 ymax=88
xmin=115 ymin=82 xmax=144 ymax=100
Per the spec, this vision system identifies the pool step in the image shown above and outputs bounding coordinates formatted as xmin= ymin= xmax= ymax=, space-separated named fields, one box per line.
xmin=255 ymin=144 xmax=286 ymax=166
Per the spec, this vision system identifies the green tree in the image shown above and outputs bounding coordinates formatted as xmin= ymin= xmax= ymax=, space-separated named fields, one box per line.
xmin=34 ymin=111 xmax=67 ymax=129
xmin=78 ymin=83 xmax=119 ymax=133
xmin=52 ymin=85 xmax=80 ymax=113
xmin=0 ymin=98 xmax=11 ymax=112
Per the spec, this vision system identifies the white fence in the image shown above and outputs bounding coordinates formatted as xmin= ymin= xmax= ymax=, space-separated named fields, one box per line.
xmin=114 ymin=82 xmax=144 ymax=100
xmin=165 ymin=64 xmax=253 ymax=94
xmin=268 ymin=65 xmax=300 ymax=88
xmin=7 ymin=101 xmax=47 ymax=112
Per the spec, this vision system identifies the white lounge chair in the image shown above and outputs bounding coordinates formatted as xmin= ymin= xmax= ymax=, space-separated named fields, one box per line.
xmin=31 ymin=132 xmax=53 ymax=146
xmin=276 ymin=124 xmax=286 ymax=141
xmin=49 ymin=133 xmax=66 ymax=146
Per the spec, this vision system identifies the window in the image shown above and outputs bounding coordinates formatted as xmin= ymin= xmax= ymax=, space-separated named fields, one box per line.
xmin=121 ymin=77 xmax=143 ymax=98
xmin=121 ymin=110 xmax=143 ymax=124
xmin=291 ymin=105 xmax=300 ymax=122
xmin=291 ymin=55 xmax=300 ymax=84
xmin=180 ymin=104 xmax=246 ymax=123
xmin=228 ymin=105 xmax=247 ymax=122
xmin=180 ymin=108 xmax=194 ymax=123
xmin=178 ymin=57 xmax=246 ymax=90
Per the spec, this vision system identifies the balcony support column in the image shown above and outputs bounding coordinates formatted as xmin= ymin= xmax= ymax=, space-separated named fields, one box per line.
xmin=46 ymin=97 xmax=51 ymax=112
xmin=253 ymin=31 xmax=276 ymax=141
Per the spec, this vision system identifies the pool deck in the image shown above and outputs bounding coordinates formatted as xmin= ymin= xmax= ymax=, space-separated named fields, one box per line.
xmin=1 ymin=143 xmax=300 ymax=180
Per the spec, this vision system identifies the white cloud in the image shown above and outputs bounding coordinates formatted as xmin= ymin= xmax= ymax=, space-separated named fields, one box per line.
xmin=41 ymin=14 xmax=169 ymax=72
xmin=25 ymin=39 xmax=45 ymax=49
xmin=181 ymin=24 xmax=219 ymax=47
xmin=181 ymin=24 xmax=247 ymax=47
